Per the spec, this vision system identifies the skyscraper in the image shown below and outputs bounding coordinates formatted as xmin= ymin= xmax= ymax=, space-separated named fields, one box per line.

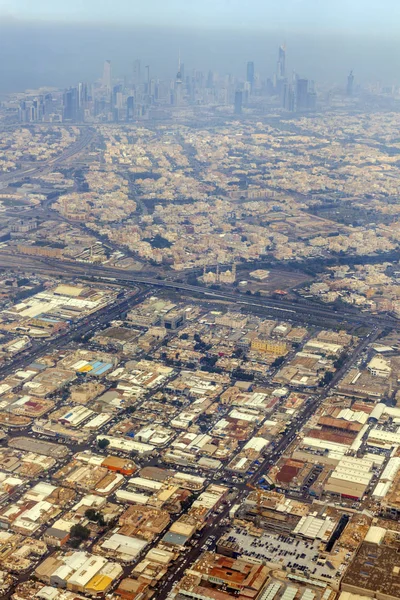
xmin=77 ymin=82 xmax=88 ymax=113
xmin=126 ymin=96 xmax=135 ymax=121
xmin=246 ymin=62 xmax=255 ymax=90
xmin=112 ymin=84 xmax=123 ymax=107
xmin=175 ymin=53 xmax=183 ymax=106
xmin=63 ymin=88 xmax=79 ymax=121
xmin=296 ymin=78 xmax=309 ymax=111
xmin=277 ymin=45 xmax=286 ymax=79
xmin=234 ymin=91 xmax=243 ymax=115
xmin=103 ymin=60 xmax=112 ymax=91
xmin=347 ymin=71 xmax=354 ymax=96
xmin=276 ymin=44 xmax=287 ymax=95
xmin=282 ymin=83 xmax=295 ymax=112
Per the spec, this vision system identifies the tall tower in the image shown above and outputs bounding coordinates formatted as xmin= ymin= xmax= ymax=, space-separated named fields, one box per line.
xmin=176 ymin=51 xmax=183 ymax=106
xmin=347 ymin=70 xmax=354 ymax=96
xmin=234 ymin=91 xmax=243 ymax=115
xmin=296 ymin=78 xmax=309 ymax=111
xmin=126 ymin=96 xmax=135 ymax=121
xmin=63 ymin=88 xmax=79 ymax=121
xmin=246 ymin=61 xmax=255 ymax=91
xmin=277 ymin=45 xmax=286 ymax=79
xmin=103 ymin=60 xmax=112 ymax=91
xmin=282 ymin=83 xmax=295 ymax=112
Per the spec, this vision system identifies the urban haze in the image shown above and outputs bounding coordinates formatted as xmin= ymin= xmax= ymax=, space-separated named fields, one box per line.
xmin=0 ymin=2 xmax=399 ymax=600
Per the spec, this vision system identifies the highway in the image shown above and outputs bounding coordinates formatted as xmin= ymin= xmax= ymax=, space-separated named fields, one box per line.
xmin=0 ymin=251 xmax=398 ymax=330
xmin=0 ymin=254 xmax=387 ymax=599
xmin=0 ymin=127 xmax=95 ymax=186
xmin=0 ymin=286 xmax=149 ymax=382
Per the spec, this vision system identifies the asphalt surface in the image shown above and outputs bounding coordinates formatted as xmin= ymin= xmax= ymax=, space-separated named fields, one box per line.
xmin=154 ymin=329 xmax=381 ymax=600
xmin=0 ymin=286 xmax=149 ymax=382
xmin=0 ymin=264 xmax=382 ymax=599
xmin=0 ymin=128 xmax=96 ymax=186
xmin=0 ymin=253 xmax=397 ymax=331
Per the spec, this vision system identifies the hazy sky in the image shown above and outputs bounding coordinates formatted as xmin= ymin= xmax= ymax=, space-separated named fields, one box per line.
xmin=1 ymin=0 xmax=400 ymax=33
xmin=0 ymin=1 xmax=399 ymax=93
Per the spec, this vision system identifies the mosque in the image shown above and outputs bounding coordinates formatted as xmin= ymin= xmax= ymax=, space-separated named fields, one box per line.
xmin=202 ymin=263 xmax=236 ymax=285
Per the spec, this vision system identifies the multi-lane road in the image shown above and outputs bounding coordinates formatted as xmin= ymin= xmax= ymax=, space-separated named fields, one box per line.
xmin=0 ymin=286 xmax=150 ymax=383
xmin=0 ymin=123 xmax=396 ymax=331
xmin=0 ymin=127 xmax=95 ymax=187
xmin=155 ymin=328 xmax=381 ymax=600
xmin=0 ymin=251 xmax=398 ymax=331
xmin=0 ymin=239 xmax=390 ymax=600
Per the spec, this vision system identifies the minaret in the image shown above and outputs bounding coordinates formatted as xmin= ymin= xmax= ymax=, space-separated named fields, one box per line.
xmin=232 ymin=263 xmax=236 ymax=281
xmin=216 ymin=263 xmax=220 ymax=283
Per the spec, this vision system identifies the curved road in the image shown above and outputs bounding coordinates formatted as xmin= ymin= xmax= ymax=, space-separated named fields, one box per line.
xmin=0 ymin=127 xmax=96 ymax=186
xmin=1 ymin=252 xmax=397 ymax=330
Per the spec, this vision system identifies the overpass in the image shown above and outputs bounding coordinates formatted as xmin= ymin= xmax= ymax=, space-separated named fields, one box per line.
xmin=0 ymin=252 xmax=397 ymax=330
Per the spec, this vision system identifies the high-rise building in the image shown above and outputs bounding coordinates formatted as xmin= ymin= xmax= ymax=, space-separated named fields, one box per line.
xmin=234 ymin=91 xmax=243 ymax=115
xmin=126 ymin=96 xmax=135 ymax=121
xmin=145 ymin=65 xmax=151 ymax=93
xmin=19 ymin=93 xmax=55 ymax=123
xmin=246 ymin=61 xmax=255 ymax=89
xmin=175 ymin=54 xmax=183 ymax=106
xmin=307 ymin=91 xmax=317 ymax=110
xmin=63 ymin=88 xmax=79 ymax=121
xmin=275 ymin=44 xmax=287 ymax=95
xmin=266 ymin=78 xmax=274 ymax=96
xmin=103 ymin=60 xmax=112 ymax=91
xmin=112 ymin=84 xmax=123 ymax=107
xmin=77 ymin=83 xmax=88 ymax=118
xmin=282 ymin=83 xmax=295 ymax=112
xmin=347 ymin=70 xmax=354 ymax=96
xmin=296 ymin=78 xmax=309 ymax=111
xmin=44 ymin=93 xmax=53 ymax=117
xmin=277 ymin=45 xmax=286 ymax=79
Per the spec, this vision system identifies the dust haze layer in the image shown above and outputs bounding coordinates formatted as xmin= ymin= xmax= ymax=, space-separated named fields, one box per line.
xmin=0 ymin=20 xmax=399 ymax=93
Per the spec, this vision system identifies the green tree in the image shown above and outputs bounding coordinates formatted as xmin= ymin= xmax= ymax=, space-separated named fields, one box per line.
xmin=70 ymin=524 xmax=90 ymax=542
xmin=97 ymin=438 xmax=110 ymax=450
xmin=85 ymin=508 xmax=99 ymax=522
xmin=85 ymin=509 xmax=105 ymax=526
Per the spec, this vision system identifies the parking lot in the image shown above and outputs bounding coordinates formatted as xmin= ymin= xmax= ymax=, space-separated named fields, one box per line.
xmin=223 ymin=527 xmax=342 ymax=584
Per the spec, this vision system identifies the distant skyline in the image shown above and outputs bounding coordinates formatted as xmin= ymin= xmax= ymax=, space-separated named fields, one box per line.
xmin=1 ymin=20 xmax=400 ymax=95
xmin=1 ymin=0 xmax=400 ymax=33
xmin=0 ymin=2 xmax=400 ymax=94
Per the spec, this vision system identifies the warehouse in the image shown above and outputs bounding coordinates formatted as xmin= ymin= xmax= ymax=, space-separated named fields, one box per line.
xmin=324 ymin=456 xmax=374 ymax=499
xmin=372 ymin=457 xmax=400 ymax=499
xmin=127 ymin=477 xmax=163 ymax=494
xmin=115 ymin=490 xmax=149 ymax=505
xmin=135 ymin=424 xmax=175 ymax=447
xmin=58 ymin=405 xmax=94 ymax=427
xmin=83 ymin=413 xmax=112 ymax=430
xmin=100 ymin=533 xmax=148 ymax=562
xmin=367 ymin=428 xmax=400 ymax=449
xmin=293 ymin=515 xmax=336 ymax=541
xmin=67 ymin=555 xmax=108 ymax=592
xmin=35 ymin=550 xmax=123 ymax=596
xmin=95 ymin=436 xmax=154 ymax=456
